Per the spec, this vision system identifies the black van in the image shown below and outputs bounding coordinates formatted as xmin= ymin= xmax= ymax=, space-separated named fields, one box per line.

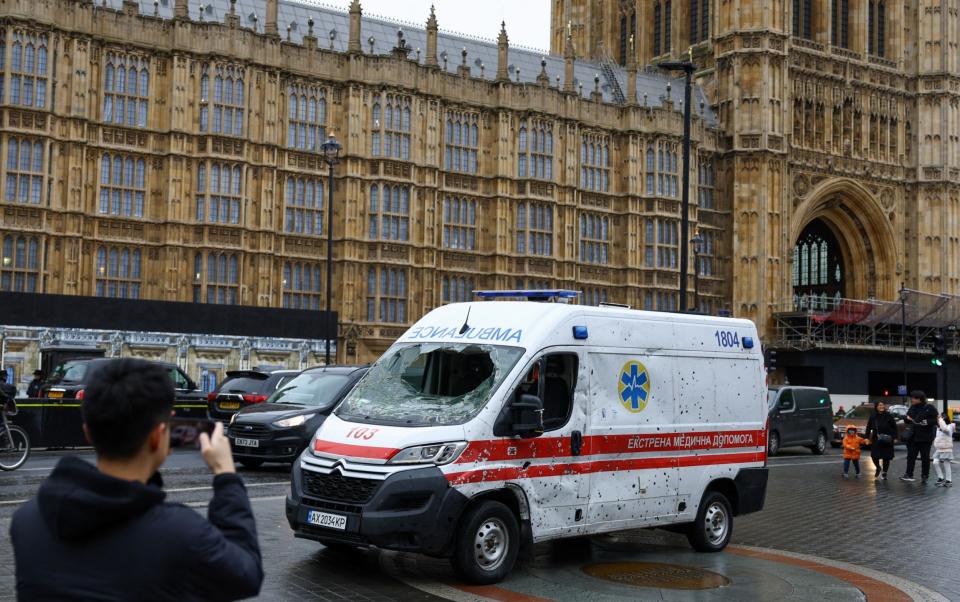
xmin=766 ymin=386 xmax=834 ymax=455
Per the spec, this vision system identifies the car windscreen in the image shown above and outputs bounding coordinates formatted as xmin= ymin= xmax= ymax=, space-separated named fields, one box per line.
xmin=267 ymin=373 xmax=351 ymax=409
xmin=219 ymin=375 xmax=269 ymax=394
xmin=844 ymin=405 xmax=873 ymax=419
xmin=336 ymin=343 xmax=524 ymax=426
xmin=48 ymin=361 xmax=89 ymax=384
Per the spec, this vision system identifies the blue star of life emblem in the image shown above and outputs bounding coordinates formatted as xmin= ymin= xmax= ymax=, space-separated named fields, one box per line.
xmin=618 ymin=360 xmax=651 ymax=413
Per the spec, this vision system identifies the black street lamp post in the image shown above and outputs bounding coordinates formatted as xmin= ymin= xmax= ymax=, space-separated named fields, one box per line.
xmin=691 ymin=231 xmax=704 ymax=313
xmin=658 ymin=57 xmax=697 ymax=314
xmin=320 ymin=134 xmax=342 ymax=365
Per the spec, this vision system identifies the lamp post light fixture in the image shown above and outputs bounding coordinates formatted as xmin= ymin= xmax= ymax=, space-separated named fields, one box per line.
xmin=691 ymin=231 xmax=704 ymax=313
xmin=320 ymin=133 xmax=342 ymax=365
xmin=657 ymin=54 xmax=697 ymax=314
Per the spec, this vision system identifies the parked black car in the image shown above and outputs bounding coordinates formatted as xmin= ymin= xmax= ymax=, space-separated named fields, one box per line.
xmin=766 ymin=386 xmax=834 ymax=456
xmin=207 ymin=369 xmax=300 ymax=423
xmin=40 ymin=358 xmax=206 ymax=418
xmin=227 ymin=365 xmax=368 ymax=468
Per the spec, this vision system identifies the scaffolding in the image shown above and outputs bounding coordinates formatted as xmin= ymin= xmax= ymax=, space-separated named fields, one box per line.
xmin=773 ymin=289 xmax=960 ymax=353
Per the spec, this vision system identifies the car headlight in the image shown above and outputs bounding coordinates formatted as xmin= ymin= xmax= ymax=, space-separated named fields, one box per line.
xmin=389 ymin=442 xmax=468 ymax=465
xmin=273 ymin=414 xmax=314 ymax=428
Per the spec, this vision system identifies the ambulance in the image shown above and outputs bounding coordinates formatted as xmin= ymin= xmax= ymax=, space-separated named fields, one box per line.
xmin=286 ymin=291 xmax=769 ymax=584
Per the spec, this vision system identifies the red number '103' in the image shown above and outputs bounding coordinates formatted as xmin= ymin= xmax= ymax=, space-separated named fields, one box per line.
xmin=347 ymin=427 xmax=379 ymax=440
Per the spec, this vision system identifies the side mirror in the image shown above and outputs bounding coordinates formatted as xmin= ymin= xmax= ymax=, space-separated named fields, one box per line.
xmin=187 ymin=379 xmax=198 ymax=391
xmin=510 ymin=394 xmax=544 ymax=438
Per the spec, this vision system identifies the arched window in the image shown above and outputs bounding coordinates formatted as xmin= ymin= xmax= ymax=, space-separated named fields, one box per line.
xmin=102 ymin=53 xmax=149 ymax=127
xmin=831 ymin=0 xmax=850 ymax=48
xmin=287 ymin=84 xmax=327 ymax=152
xmin=95 ymin=245 xmax=142 ymax=298
xmin=1 ymin=234 xmax=40 ymax=292
xmin=793 ymin=220 xmax=844 ymax=306
xmin=793 ymin=0 xmax=813 ymax=39
xmin=200 ymin=64 xmax=245 ymax=136
xmin=283 ymin=261 xmax=323 ymax=310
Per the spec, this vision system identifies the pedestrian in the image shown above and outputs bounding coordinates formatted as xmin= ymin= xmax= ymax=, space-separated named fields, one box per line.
xmin=9 ymin=358 xmax=263 ymax=601
xmin=835 ymin=405 xmax=846 ymax=419
xmin=841 ymin=424 xmax=869 ymax=478
xmin=26 ymin=369 xmax=43 ymax=398
xmin=865 ymin=401 xmax=897 ymax=480
xmin=932 ymin=413 xmax=955 ymax=487
xmin=900 ymin=390 xmax=939 ymax=483
xmin=0 ymin=371 xmax=16 ymax=403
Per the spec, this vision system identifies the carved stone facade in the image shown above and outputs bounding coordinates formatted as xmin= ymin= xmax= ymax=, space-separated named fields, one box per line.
xmin=554 ymin=0 xmax=960 ymax=333
xmin=0 ymin=0 xmax=728 ymax=369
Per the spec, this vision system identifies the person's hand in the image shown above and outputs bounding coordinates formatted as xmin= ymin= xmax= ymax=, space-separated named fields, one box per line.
xmin=904 ymin=416 xmax=913 ymax=423
xmin=199 ymin=422 xmax=236 ymax=475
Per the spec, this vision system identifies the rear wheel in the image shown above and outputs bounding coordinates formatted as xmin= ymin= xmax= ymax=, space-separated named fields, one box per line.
xmin=767 ymin=431 xmax=780 ymax=456
xmin=687 ymin=491 xmax=733 ymax=553
xmin=809 ymin=430 xmax=827 ymax=455
xmin=451 ymin=500 xmax=519 ymax=584
xmin=0 ymin=425 xmax=30 ymax=471
xmin=239 ymin=459 xmax=264 ymax=469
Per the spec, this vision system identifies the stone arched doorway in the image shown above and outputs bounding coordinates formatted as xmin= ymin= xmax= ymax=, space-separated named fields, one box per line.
xmin=790 ymin=179 xmax=899 ymax=305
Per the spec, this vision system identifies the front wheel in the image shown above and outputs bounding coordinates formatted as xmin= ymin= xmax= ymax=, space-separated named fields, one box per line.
xmin=451 ymin=500 xmax=520 ymax=585
xmin=687 ymin=491 xmax=733 ymax=553
xmin=0 ymin=425 xmax=30 ymax=471
xmin=809 ymin=431 xmax=827 ymax=455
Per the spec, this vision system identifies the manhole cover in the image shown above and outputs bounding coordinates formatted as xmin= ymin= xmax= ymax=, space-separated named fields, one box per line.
xmin=583 ymin=562 xmax=731 ymax=590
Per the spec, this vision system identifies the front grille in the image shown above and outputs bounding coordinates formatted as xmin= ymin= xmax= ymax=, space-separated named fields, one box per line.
xmin=229 ymin=424 xmax=272 ymax=439
xmin=302 ymin=470 xmax=380 ymax=504
xmin=303 ymin=497 xmax=363 ymax=515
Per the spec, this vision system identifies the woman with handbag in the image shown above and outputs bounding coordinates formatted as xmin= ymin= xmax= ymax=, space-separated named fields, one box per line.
xmin=866 ymin=401 xmax=898 ymax=480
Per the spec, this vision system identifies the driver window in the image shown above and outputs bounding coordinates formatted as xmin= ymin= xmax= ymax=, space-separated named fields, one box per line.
xmin=778 ymin=389 xmax=795 ymax=411
xmin=167 ymin=368 xmax=189 ymax=390
xmin=516 ymin=353 xmax=578 ymax=432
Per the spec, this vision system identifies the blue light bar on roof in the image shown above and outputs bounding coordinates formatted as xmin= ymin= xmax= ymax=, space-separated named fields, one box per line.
xmin=474 ymin=289 xmax=580 ymax=300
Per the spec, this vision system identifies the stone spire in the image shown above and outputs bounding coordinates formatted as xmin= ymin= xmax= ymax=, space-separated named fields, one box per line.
xmin=174 ymin=0 xmax=188 ymax=19
xmin=348 ymin=0 xmax=362 ymax=53
xmin=563 ymin=25 xmax=575 ymax=93
xmin=425 ymin=5 xmax=439 ymax=68
xmin=626 ymin=34 xmax=638 ymax=105
xmin=264 ymin=0 xmax=279 ymax=38
xmin=496 ymin=22 xmax=509 ymax=81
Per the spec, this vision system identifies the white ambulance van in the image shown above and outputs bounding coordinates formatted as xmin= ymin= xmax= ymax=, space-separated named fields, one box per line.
xmin=286 ymin=291 xmax=769 ymax=584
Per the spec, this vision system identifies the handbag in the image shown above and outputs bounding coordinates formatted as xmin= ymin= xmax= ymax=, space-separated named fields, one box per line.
xmin=876 ymin=432 xmax=893 ymax=444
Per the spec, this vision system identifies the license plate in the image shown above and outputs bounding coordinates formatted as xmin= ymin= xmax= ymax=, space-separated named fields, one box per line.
xmin=234 ymin=437 xmax=259 ymax=448
xmin=307 ymin=510 xmax=347 ymax=531
xmin=220 ymin=402 xmax=240 ymax=410
xmin=47 ymin=390 xmax=64 ymax=399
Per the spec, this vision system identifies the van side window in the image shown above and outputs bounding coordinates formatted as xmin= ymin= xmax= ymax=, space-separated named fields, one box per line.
xmin=797 ymin=389 xmax=829 ymax=411
xmin=778 ymin=389 xmax=794 ymax=411
xmin=541 ymin=353 xmax=578 ymax=431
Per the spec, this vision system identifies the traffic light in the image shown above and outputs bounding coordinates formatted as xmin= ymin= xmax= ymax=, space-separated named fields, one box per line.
xmin=764 ymin=347 xmax=778 ymax=373
xmin=931 ymin=331 xmax=947 ymax=367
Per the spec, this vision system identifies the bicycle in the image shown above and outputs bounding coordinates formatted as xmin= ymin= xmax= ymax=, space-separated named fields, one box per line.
xmin=0 ymin=397 xmax=30 ymax=471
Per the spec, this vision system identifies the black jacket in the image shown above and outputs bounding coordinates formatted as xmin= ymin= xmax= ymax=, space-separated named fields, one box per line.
xmin=906 ymin=402 xmax=939 ymax=443
xmin=865 ymin=411 xmax=898 ymax=459
xmin=0 ymin=382 xmax=15 ymax=402
xmin=10 ymin=456 xmax=263 ymax=601
xmin=26 ymin=378 xmax=42 ymax=398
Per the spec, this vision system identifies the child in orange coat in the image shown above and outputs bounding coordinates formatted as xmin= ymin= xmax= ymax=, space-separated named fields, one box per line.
xmin=842 ymin=425 xmax=870 ymax=478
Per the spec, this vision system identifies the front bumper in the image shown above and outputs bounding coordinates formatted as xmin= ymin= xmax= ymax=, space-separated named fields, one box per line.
xmin=286 ymin=454 xmax=468 ymax=557
xmin=228 ymin=425 xmax=308 ymax=462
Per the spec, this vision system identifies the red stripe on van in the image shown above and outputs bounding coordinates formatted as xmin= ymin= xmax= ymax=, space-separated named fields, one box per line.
xmin=444 ymin=452 xmax=765 ymax=485
xmin=311 ymin=439 xmax=400 ymax=460
xmin=455 ymin=430 xmax=765 ymax=463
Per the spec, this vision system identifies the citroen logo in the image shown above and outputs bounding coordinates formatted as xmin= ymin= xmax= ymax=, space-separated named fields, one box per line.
xmin=244 ymin=425 xmax=253 ymax=431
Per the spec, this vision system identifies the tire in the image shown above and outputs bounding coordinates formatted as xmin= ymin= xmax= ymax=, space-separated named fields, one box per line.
xmin=809 ymin=430 xmax=827 ymax=455
xmin=450 ymin=500 xmax=520 ymax=585
xmin=0 ymin=425 xmax=30 ymax=471
xmin=239 ymin=459 xmax=264 ymax=469
xmin=686 ymin=491 xmax=733 ymax=553
xmin=767 ymin=431 xmax=780 ymax=456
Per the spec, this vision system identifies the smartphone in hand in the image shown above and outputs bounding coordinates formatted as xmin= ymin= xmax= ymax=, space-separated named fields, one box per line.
xmin=169 ymin=418 xmax=217 ymax=449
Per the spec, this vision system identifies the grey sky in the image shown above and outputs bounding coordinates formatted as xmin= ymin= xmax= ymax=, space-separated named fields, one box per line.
xmin=316 ymin=0 xmax=552 ymax=52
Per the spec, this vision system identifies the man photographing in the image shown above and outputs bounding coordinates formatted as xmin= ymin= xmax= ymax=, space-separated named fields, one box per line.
xmin=10 ymin=358 xmax=263 ymax=600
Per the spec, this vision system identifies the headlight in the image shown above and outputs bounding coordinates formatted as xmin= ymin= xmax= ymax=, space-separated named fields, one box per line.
xmin=273 ymin=414 xmax=314 ymax=428
xmin=389 ymin=441 xmax=468 ymax=465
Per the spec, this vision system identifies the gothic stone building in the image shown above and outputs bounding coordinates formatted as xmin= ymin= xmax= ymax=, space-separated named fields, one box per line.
xmin=2 ymin=0 xmax=956 ymax=398
xmin=0 ymin=0 xmax=725 ymax=390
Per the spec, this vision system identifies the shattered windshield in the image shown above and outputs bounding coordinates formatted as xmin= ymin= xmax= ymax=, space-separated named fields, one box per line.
xmin=336 ymin=343 xmax=524 ymax=426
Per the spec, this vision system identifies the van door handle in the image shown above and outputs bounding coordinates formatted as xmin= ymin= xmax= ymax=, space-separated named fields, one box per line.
xmin=571 ymin=430 xmax=583 ymax=456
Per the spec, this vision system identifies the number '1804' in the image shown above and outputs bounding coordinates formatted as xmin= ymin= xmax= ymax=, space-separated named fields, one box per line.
xmin=714 ymin=330 xmax=741 ymax=348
